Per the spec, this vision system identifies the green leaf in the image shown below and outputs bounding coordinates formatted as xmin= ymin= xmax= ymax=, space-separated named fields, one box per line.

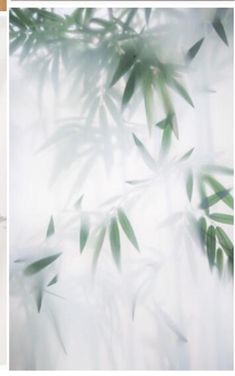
xmin=208 ymin=213 xmax=233 ymax=225
xmin=186 ymin=38 xmax=204 ymax=61
xmin=80 ymin=214 xmax=90 ymax=253
xmin=10 ymin=34 xmax=26 ymax=55
xmin=35 ymin=288 xmax=43 ymax=313
xmin=143 ymin=71 xmax=155 ymax=134
xmin=109 ymin=217 xmax=121 ymax=270
xmin=144 ymin=9 xmax=151 ymax=25
xmin=216 ymin=248 xmax=223 ymax=276
xmin=203 ymin=175 xmax=233 ymax=209
xmin=46 ymin=216 xmax=55 ymax=238
xmin=200 ymin=188 xmax=232 ymax=210
xmin=117 ymin=208 xmax=139 ymax=251
xmin=47 ymin=275 xmax=58 ymax=287
xmin=110 ymin=50 xmax=136 ymax=87
xmin=212 ymin=18 xmax=228 ymax=46
xmin=167 ymin=78 xmax=194 ymax=108
xmin=206 ymin=225 xmax=216 ymax=268
xmin=186 ymin=170 xmax=193 ymax=202
xmin=92 ymin=227 xmax=106 ymax=273
xmin=202 ymin=164 xmax=233 ymax=176
xmin=155 ymin=117 xmax=169 ymax=130
xmin=122 ymin=64 xmax=137 ymax=109
xmin=132 ymin=133 xmax=157 ymax=172
xmin=198 ymin=216 xmax=207 ymax=248
xmin=24 ymin=253 xmax=62 ymax=276
xmin=216 ymin=227 xmax=233 ymax=260
xmin=179 ymin=148 xmax=194 ymax=162
xmin=160 ymin=123 xmax=172 ymax=157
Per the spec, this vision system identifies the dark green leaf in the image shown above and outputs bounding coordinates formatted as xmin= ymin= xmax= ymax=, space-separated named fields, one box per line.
xmin=186 ymin=38 xmax=204 ymax=61
xmin=208 ymin=213 xmax=233 ymax=225
xmin=132 ymin=133 xmax=157 ymax=171
xmin=212 ymin=18 xmax=228 ymax=46
xmin=216 ymin=227 xmax=233 ymax=260
xmin=46 ymin=216 xmax=55 ymax=238
xmin=80 ymin=214 xmax=90 ymax=253
xmin=47 ymin=275 xmax=58 ymax=287
xmin=186 ymin=170 xmax=193 ymax=202
xmin=92 ymin=227 xmax=106 ymax=273
xmin=206 ymin=225 xmax=216 ymax=268
xmin=216 ymin=248 xmax=223 ymax=276
xmin=109 ymin=217 xmax=121 ymax=270
xmin=198 ymin=216 xmax=207 ymax=248
xmin=122 ymin=64 xmax=137 ymax=109
xmin=203 ymin=175 xmax=233 ymax=209
xmin=118 ymin=208 xmax=139 ymax=251
xmin=110 ymin=50 xmax=136 ymax=87
xmin=24 ymin=253 xmax=62 ymax=276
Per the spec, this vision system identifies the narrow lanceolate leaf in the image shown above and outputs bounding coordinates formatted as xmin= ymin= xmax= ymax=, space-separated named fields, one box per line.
xmin=212 ymin=18 xmax=228 ymax=46
xmin=109 ymin=217 xmax=121 ymax=270
xmin=36 ymin=288 xmax=43 ymax=313
xmin=203 ymin=175 xmax=233 ymax=209
xmin=216 ymin=227 xmax=233 ymax=260
xmin=92 ymin=227 xmax=106 ymax=273
xmin=198 ymin=216 xmax=207 ymax=248
xmin=200 ymin=188 xmax=232 ymax=210
xmin=168 ymin=78 xmax=194 ymax=108
xmin=186 ymin=38 xmax=204 ymax=61
xmin=24 ymin=253 xmax=62 ymax=276
xmin=155 ymin=117 xmax=169 ymax=130
xmin=202 ymin=164 xmax=233 ymax=176
xmin=74 ymin=194 xmax=84 ymax=210
xmin=208 ymin=213 xmax=233 ymax=225
xmin=80 ymin=214 xmax=90 ymax=253
xmin=143 ymin=71 xmax=154 ymax=134
xmin=46 ymin=216 xmax=55 ymax=238
xmin=216 ymin=248 xmax=223 ymax=276
xmin=160 ymin=123 xmax=172 ymax=157
xmin=122 ymin=64 xmax=137 ymax=109
xmin=117 ymin=208 xmax=139 ymax=251
xmin=207 ymin=226 xmax=216 ymax=268
xmin=47 ymin=275 xmax=58 ymax=287
xmin=179 ymin=148 xmax=194 ymax=162
xmin=110 ymin=50 xmax=136 ymax=87
xmin=132 ymin=133 xmax=157 ymax=172
xmin=144 ymin=8 xmax=151 ymax=25
xmin=186 ymin=170 xmax=193 ymax=202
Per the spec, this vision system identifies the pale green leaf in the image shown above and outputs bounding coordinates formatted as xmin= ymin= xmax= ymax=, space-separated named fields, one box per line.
xmin=216 ymin=226 xmax=233 ymax=260
xmin=118 ymin=208 xmax=139 ymax=251
xmin=110 ymin=50 xmax=136 ymax=87
xmin=186 ymin=170 xmax=193 ymax=202
xmin=46 ymin=216 xmax=55 ymax=238
xmin=80 ymin=214 xmax=90 ymax=253
xmin=206 ymin=225 xmax=216 ymax=268
xmin=109 ymin=217 xmax=121 ymax=269
xmin=24 ymin=253 xmax=62 ymax=276
xmin=92 ymin=227 xmax=106 ymax=273
xmin=132 ymin=133 xmax=157 ymax=172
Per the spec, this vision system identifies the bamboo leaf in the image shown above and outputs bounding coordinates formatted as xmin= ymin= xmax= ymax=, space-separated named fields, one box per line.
xmin=186 ymin=170 xmax=193 ymax=202
xmin=92 ymin=227 xmax=106 ymax=273
xmin=202 ymin=164 xmax=233 ymax=176
xmin=179 ymin=148 xmax=194 ymax=162
xmin=203 ymin=175 xmax=233 ymax=209
xmin=117 ymin=208 xmax=140 ymax=251
xmin=208 ymin=213 xmax=233 ymax=225
xmin=216 ymin=226 xmax=233 ymax=260
xmin=10 ymin=34 xmax=26 ymax=55
xmin=144 ymin=9 xmax=151 ymax=25
xmin=167 ymin=78 xmax=194 ymax=108
xmin=132 ymin=133 xmax=157 ymax=172
xmin=47 ymin=275 xmax=58 ymax=287
xmin=109 ymin=217 xmax=121 ymax=270
xmin=35 ymin=288 xmax=43 ymax=313
xmin=206 ymin=225 xmax=216 ymax=268
xmin=186 ymin=38 xmax=204 ymax=61
xmin=216 ymin=248 xmax=223 ymax=276
xmin=122 ymin=64 xmax=138 ymax=109
xmin=160 ymin=123 xmax=172 ymax=157
xmin=24 ymin=253 xmax=62 ymax=276
xmin=110 ymin=50 xmax=136 ymax=87
xmin=46 ymin=216 xmax=55 ymax=238
xmin=74 ymin=194 xmax=84 ymax=210
xmin=200 ymin=188 xmax=232 ymax=210
xmin=212 ymin=18 xmax=228 ymax=46
xmin=143 ymin=71 xmax=155 ymax=134
xmin=198 ymin=216 xmax=207 ymax=248
xmin=80 ymin=214 xmax=90 ymax=253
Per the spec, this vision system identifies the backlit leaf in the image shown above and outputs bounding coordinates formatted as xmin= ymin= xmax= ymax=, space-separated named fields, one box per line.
xmin=24 ymin=253 xmax=62 ymax=276
xmin=118 ymin=208 xmax=139 ymax=251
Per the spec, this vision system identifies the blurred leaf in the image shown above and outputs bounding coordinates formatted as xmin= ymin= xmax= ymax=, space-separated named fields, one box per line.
xmin=122 ymin=64 xmax=138 ymax=109
xmin=110 ymin=50 xmax=136 ymax=87
xmin=118 ymin=208 xmax=140 ymax=251
xmin=202 ymin=164 xmax=233 ymax=176
xmin=132 ymin=133 xmax=157 ymax=171
xmin=109 ymin=217 xmax=121 ymax=270
xmin=35 ymin=288 xmax=43 ymax=313
xmin=24 ymin=253 xmax=62 ymax=276
xmin=92 ymin=227 xmax=106 ymax=273
xmin=212 ymin=18 xmax=228 ymax=46
xmin=80 ymin=214 xmax=90 ymax=253
xmin=13 ymin=9 xmax=35 ymax=28
xmin=216 ymin=248 xmax=223 ymax=276
xmin=198 ymin=216 xmax=207 ymax=248
xmin=186 ymin=38 xmax=204 ymax=61
xmin=74 ymin=194 xmax=84 ymax=210
xmin=160 ymin=123 xmax=172 ymax=157
xmin=208 ymin=213 xmax=233 ymax=225
xmin=47 ymin=275 xmax=58 ymax=287
xmin=179 ymin=148 xmax=194 ymax=162
xmin=168 ymin=78 xmax=194 ymax=108
xmin=10 ymin=34 xmax=26 ymax=55
xmin=216 ymin=227 xmax=233 ymax=260
xmin=200 ymin=188 xmax=232 ymax=210
xmin=206 ymin=225 xmax=216 ymax=268
xmin=203 ymin=175 xmax=233 ymax=209
xmin=186 ymin=170 xmax=193 ymax=202
xmin=159 ymin=309 xmax=187 ymax=343
xmin=144 ymin=9 xmax=152 ymax=25
xmin=46 ymin=216 xmax=55 ymax=238
xmin=143 ymin=70 xmax=154 ymax=134
xmin=155 ymin=116 xmax=169 ymax=130
xmin=227 ymin=258 xmax=233 ymax=277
